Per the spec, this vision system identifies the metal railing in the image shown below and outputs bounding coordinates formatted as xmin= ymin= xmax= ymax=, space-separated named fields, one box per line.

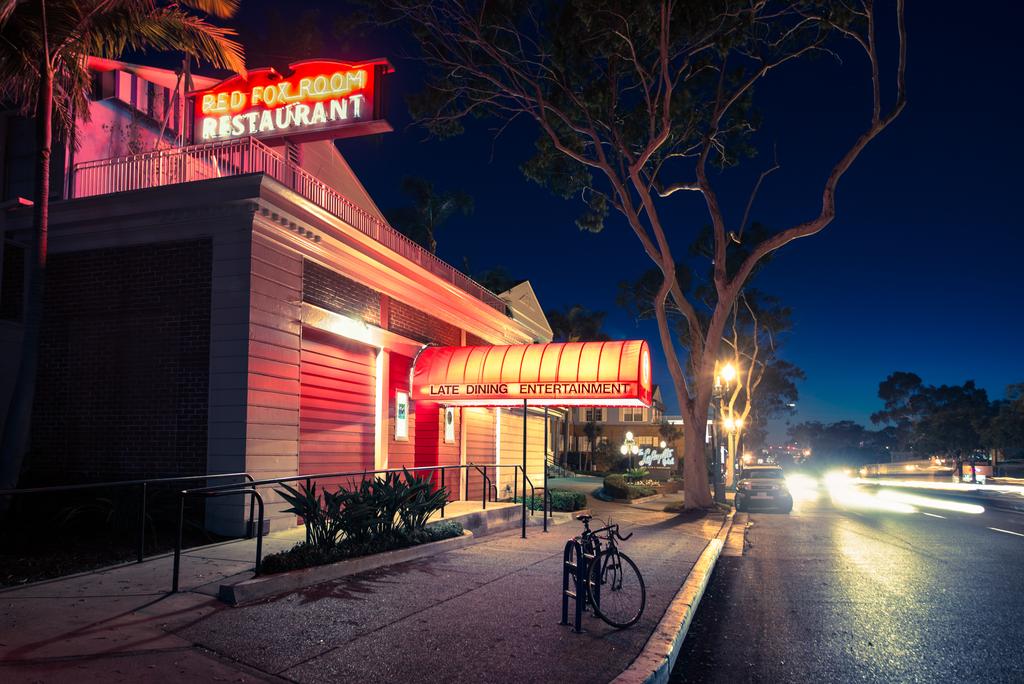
xmin=0 ymin=472 xmax=254 ymax=564
xmin=71 ymin=137 xmax=509 ymax=315
xmin=171 ymin=462 xmax=542 ymax=592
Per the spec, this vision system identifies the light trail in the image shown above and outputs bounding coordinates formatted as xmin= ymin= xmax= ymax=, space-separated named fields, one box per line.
xmin=876 ymin=490 xmax=985 ymax=515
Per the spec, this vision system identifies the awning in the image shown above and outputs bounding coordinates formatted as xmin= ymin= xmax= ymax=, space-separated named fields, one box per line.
xmin=411 ymin=340 xmax=652 ymax=407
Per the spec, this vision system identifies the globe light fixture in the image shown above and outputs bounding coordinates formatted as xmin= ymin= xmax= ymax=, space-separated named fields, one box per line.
xmin=660 ymin=441 xmax=667 ymax=449
xmin=720 ymin=363 xmax=737 ymax=384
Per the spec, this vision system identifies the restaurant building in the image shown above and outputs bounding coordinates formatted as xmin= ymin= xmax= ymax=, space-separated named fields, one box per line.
xmin=0 ymin=57 xmax=653 ymax=535
xmin=567 ymin=386 xmax=680 ymax=470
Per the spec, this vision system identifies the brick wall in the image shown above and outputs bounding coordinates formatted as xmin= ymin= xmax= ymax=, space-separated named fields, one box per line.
xmin=390 ymin=298 xmax=461 ymax=347
xmin=302 ymin=259 xmax=380 ymax=326
xmin=466 ymin=332 xmax=488 ymax=347
xmin=27 ymin=239 xmax=212 ymax=484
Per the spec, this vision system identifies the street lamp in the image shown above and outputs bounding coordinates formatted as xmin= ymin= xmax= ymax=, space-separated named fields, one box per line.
xmin=621 ymin=431 xmax=639 ymax=468
xmin=711 ymin=361 xmax=741 ymax=504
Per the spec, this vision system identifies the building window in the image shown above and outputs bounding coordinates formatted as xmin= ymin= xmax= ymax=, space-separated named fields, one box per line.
xmin=444 ymin=406 xmax=455 ymax=443
xmin=638 ymin=436 xmax=656 ymax=446
xmin=622 ymin=406 xmax=644 ymax=422
xmin=585 ymin=408 xmax=603 ymax=422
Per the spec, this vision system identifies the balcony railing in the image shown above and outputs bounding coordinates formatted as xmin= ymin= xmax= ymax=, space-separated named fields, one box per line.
xmin=71 ymin=137 xmax=508 ymax=315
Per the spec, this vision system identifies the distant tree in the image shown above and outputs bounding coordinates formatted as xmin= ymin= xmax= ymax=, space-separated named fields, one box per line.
xmin=872 ymin=373 xmax=993 ymax=479
xmin=387 ymin=176 xmax=473 ymax=254
xmin=658 ymin=420 xmax=683 ymax=446
xmin=377 ymin=0 xmax=906 ymax=509
xmin=546 ymin=305 xmax=611 ymax=343
xmin=0 ymin=0 xmax=245 ymax=498
xmin=870 ymin=371 xmax=925 ymax=450
xmin=985 ymin=383 xmax=1024 ymax=465
xmin=787 ymin=420 xmax=886 ymax=469
xmin=473 ymin=265 xmax=519 ymax=294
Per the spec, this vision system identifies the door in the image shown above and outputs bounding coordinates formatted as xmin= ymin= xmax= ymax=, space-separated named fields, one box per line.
xmin=299 ymin=328 xmax=377 ymax=485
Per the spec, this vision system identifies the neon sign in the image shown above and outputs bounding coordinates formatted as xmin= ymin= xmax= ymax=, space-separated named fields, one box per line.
xmin=191 ymin=59 xmax=393 ymax=144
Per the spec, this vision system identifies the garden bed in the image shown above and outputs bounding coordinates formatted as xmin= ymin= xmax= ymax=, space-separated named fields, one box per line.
xmin=221 ymin=528 xmax=475 ymax=606
xmin=600 ymin=473 xmax=660 ymax=501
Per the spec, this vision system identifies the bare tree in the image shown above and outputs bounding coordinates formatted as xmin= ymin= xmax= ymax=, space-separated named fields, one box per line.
xmin=379 ymin=0 xmax=906 ymax=508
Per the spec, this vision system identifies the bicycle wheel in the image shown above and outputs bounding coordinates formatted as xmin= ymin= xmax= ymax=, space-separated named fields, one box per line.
xmin=587 ymin=549 xmax=646 ymax=628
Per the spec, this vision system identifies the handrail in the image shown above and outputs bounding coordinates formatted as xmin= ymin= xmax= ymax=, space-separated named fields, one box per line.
xmin=0 ymin=472 xmax=253 ymax=564
xmin=0 ymin=471 xmax=251 ymax=496
xmin=173 ymin=486 xmax=264 ymax=593
xmin=186 ymin=464 xmax=457 ymax=496
xmin=468 ymin=464 xmax=493 ymax=510
xmin=71 ymin=137 xmax=508 ymax=315
xmin=171 ymin=462 xmax=537 ymax=592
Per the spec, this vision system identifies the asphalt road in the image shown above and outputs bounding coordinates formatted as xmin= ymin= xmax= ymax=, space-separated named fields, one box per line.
xmin=671 ymin=483 xmax=1024 ymax=683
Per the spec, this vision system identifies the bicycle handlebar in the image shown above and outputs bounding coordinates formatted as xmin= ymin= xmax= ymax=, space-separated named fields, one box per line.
xmin=586 ymin=522 xmax=632 ymax=543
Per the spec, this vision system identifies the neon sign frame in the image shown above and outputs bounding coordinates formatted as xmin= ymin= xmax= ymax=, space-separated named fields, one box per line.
xmin=190 ymin=58 xmax=393 ymax=144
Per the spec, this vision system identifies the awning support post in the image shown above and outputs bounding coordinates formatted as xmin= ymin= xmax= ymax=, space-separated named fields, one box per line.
xmin=522 ymin=398 xmax=528 ymax=539
xmin=543 ymin=406 xmax=549 ymax=533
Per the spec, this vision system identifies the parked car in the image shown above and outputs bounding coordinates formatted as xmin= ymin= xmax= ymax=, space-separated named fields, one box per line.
xmin=735 ymin=466 xmax=793 ymax=513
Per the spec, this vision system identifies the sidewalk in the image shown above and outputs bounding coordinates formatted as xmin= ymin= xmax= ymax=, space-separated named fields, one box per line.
xmin=0 ymin=480 xmax=726 ymax=683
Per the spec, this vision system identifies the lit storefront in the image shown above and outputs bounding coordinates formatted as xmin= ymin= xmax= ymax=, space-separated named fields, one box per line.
xmin=0 ymin=57 xmax=653 ymax=535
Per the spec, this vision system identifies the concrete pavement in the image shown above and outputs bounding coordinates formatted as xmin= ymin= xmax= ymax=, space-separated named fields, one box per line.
xmin=0 ymin=478 xmax=726 ymax=683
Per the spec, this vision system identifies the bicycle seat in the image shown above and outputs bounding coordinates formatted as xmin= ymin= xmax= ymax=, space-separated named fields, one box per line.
xmin=576 ymin=514 xmax=593 ymax=523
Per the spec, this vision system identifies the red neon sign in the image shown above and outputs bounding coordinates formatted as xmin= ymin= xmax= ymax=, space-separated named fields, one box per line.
xmin=191 ymin=59 xmax=393 ymax=144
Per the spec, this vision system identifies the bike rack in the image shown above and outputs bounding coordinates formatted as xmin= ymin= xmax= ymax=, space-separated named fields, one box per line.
xmin=560 ymin=539 xmax=600 ymax=633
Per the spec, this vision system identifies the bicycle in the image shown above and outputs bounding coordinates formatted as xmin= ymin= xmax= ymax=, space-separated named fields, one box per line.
xmin=576 ymin=513 xmax=646 ymax=628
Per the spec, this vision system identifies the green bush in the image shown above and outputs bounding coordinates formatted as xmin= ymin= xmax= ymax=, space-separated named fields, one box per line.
xmin=424 ymin=520 xmax=464 ymax=542
xmin=259 ymin=521 xmax=464 ymax=575
xmin=603 ymin=474 xmax=631 ymax=499
xmin=514 ymin=488 xmax=587 ymax=512
xmin=270 ymin=469 xmax=451 ymax=573
xmin=625 ymin=467 xmax=651 ymax=482
xmin=603 ymin=474 xmax=658 ymax=500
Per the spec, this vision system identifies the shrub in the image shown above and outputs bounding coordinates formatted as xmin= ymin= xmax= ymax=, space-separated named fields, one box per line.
xmin=603 ymin=474 xmax=631 ymax=499
xmin=273 ymin=469 xmax=451 ymax=566
xmin=259 ymin=520 xmax=465 ymax=575
xmin=624 ymin=468 xmax=651 ymax=482
xmin=514 ymin=488 xmax=587 ymax=512
xmin=424 ymin=520 xmax=464 ymax=542
xmin=603 ymin=474 xmax=658 ymax=500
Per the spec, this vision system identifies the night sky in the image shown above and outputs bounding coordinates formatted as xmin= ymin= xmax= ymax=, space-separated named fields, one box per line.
xmin=235 ymin=1 xmax=1024 ymax=439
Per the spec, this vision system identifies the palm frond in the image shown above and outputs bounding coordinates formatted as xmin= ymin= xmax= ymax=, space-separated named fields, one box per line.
xmin=180 ymin=0 xmax=240 ymax=20
xmin=84 ymin=6 xmax=245 ymax=75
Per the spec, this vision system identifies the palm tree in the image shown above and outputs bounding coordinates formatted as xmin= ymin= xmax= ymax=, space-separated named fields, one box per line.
xmin=387 ymin=176 xmax=473 ymax=254
xmin=0 ymin=0 xmax=245 ymax=495
xmin=545 ymin=305 xmax=611 ymax=343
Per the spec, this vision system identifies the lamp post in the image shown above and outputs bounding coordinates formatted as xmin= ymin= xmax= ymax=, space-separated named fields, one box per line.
xmin=711 ymin=362 xmax=737 ymax=504
xmin=620 ymin=430 xmax=639 ymax=469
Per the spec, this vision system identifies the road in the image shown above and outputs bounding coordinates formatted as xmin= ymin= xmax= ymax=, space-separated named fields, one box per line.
xmin=671 ymin=482 xmax=1024 ymax=683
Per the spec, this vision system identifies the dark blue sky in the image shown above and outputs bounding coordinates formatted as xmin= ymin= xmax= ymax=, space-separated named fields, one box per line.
xmin=239 ymin=1 xmax=1024 ymax=439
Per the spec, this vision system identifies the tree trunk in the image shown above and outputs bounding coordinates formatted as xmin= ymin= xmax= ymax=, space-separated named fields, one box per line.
xmin=0 ymin=63 xmax=52 ymax=499
xmin=681 ymin=405 xmax=713 ymax=509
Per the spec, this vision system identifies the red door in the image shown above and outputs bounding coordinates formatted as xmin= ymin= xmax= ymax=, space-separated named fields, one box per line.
xmin=299 ymin=328 xmax=377 ymax=483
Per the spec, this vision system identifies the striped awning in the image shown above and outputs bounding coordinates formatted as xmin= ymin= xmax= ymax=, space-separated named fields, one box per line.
xmin=411 ymin=340 xmax=652 ymax=407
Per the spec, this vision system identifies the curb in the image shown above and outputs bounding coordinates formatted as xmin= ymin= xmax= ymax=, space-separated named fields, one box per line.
xmin=610 ymin=511 xmax=735 ymax=684
xmin=219 ymin=530 xmax=476 ymax=606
